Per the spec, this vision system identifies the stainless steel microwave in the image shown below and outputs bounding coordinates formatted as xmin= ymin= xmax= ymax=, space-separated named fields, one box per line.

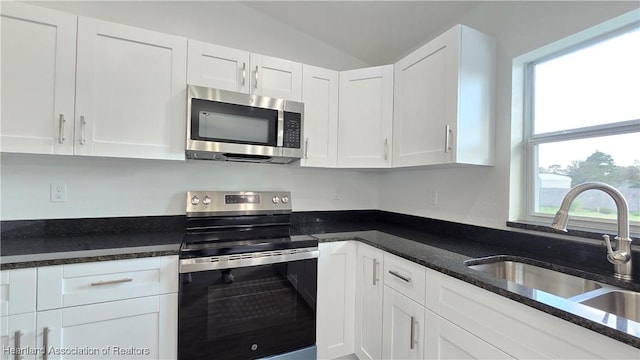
xmin=186 ymin=85 xmax=304 ymax=164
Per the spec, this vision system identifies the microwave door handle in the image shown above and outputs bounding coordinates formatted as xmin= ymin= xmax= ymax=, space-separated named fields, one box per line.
xmin=277 ymin=110 xmax=284 ymax=147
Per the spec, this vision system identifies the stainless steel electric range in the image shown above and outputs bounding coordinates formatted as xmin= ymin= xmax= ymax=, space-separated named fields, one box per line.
xmin=178 ymin=191 xmax=318 ymax=360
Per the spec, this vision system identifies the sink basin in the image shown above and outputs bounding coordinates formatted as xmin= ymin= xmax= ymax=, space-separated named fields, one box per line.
xmin=466 ymin=259 xmax=602 ymax=298
xmin=579 ymin=291 xmax=640 ymax=323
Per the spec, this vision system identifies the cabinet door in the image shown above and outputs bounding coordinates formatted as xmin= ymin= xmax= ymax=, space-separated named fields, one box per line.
xmin=424 ymin=310 xmax=512 ymax=360
xmin=317 ymin=242 xmax=356 ymax=360
xmin=1 ymin=268 xmax=37 ymax=316
xmin=392 ymin=28 xmax=457 ymax=167
xmin=338 ymin=65 xmax=393 ymax=168
xmin=301 ymin=65 xmax=339 ymax=168
xmin=1 ymin=313 xmax=37 ymax=360
xmin=354 ymin=244 xmax=384 ymax=360
xmin=187 ymin=40 xmax=250 ymax=93
xmin=36 ymin=294 xmax=177 ymax=360
xmin=0 ymin=2 xmax=76 ymax=155
xmin=382 ymin=287 xmax=425 ymax=360
xmin=250 ymin=54 xmax=302 ymax=101
xmin=75 ymin=17 xmax=187 ymax=160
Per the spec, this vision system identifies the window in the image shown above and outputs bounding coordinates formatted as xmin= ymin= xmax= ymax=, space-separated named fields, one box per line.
xmin=518 ymin=12 xmax=640 ymax=231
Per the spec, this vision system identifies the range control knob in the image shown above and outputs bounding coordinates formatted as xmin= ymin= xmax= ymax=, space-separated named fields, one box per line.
xmin=272 ymin=196 xmax=280 ymax=204
xmin=202 ymin=196 xmax=212 ymax=205
xmin=190 ymin=196 xmax=200 ymax=205
xmin=281 ymin=196 xmax=289 ymax=204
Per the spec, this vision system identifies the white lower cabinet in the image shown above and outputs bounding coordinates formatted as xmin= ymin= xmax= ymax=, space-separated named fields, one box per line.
xmin=425 ymin=266 xmax=640 ymax=359
xmin=29 ymin=256 xmax=179 ymax=360
xmin=36 ymin=294 xmax=177 ymax=360
xmin=1 ymin=313 xmax=37 ymax=360
xmin=382 ymin=287 xmax=425 ymax=360
xmin=317 ymin=242 xmax=357 ymax=359
xmin=354 ymin=244 xmax=384 ymax=360
xmin=424 ymin=309 xmax=512 ymax=360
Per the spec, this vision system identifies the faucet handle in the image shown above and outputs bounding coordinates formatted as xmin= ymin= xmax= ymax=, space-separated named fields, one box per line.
xmin=604 ymin=234 xmax=631 ymax=264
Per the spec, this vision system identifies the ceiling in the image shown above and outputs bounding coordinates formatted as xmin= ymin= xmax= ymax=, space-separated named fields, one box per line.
xmin=243 ymin=1 xmax=481 ymax=65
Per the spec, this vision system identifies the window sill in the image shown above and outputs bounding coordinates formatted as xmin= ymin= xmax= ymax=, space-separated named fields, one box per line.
xmin=507 ymin=220 xmax=640 ymax=243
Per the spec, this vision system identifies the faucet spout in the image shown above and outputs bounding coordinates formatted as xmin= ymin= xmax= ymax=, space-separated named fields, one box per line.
xmin=550 ymin=182 xmax=633 ymax=281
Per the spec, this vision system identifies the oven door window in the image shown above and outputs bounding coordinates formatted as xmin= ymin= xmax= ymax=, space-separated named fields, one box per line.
xmin=179 ymin=259 xmax=316 ymax=360
xmin=190 ymin=98 xmax=278 ymax=146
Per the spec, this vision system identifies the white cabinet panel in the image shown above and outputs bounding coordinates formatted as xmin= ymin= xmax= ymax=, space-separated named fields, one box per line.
xmin=301 ymin=65 xmax=339 ymax=167
xmin=36 ymin=294 xmax=177 ymax=360
xmin=75 ymin=17 xmax=187 ymax=160
xmin=1 ymin=313 xmax=37 ymax=360
xmin=187 ymin=40 xmax=250 ymax=93
xmin=383 ymin=252 xmax=426 ymax=305
xmin=382 ymin=287 xmax=425 ymax=360
xmin=37 ymin=256 xmax=178 ymax=311
xmin=0 ymin=268 xmax=37 ymax=316
xmin=338 ymin=65 xmax=393 ymax=168
xmin=354 ymin=243 xmax=384 ymax=360
xmin=0 ymin=2 xmax=76 ymax=155
xmin=424 ymin=309 xmax=512 ymax=360
xmin=426 ymin=267 xmax=640 ymax=359
xmin=393 ymin=24 xmax=495 ymax=167
xmin=317 ymin=242 xmax=356 ymax=359
xmin=250 ymin=54 xmax=303 ymax=101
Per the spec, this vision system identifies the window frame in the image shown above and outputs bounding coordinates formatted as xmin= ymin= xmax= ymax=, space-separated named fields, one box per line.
xmin=512 ymin=9 xmax=640 ymax=235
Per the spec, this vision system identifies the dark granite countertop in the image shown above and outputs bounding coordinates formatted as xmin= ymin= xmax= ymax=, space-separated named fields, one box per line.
xmin=1 ymin=210 xmax=639 ymax=348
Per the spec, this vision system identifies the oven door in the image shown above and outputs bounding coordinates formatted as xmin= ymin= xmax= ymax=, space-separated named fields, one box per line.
xmin=178 ymin=252 xmax=317 ymax=360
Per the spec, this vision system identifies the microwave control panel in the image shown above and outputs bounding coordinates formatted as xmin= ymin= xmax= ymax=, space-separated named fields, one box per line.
xmin=283 ymin=112 xmax=302 ymax=149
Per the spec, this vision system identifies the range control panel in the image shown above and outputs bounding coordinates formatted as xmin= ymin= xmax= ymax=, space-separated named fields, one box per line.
xmin=186 ymin=191 xmax=291 ymax=216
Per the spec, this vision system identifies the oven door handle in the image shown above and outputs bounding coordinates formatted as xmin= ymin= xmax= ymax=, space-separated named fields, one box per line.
xmin=179 ymin=247 xmax=319 ymax=273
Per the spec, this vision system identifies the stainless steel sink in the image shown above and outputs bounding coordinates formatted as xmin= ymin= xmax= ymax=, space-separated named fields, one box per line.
xmin=579 ymin=290 xmax=640 ymax=323
xmin=466 ymin=259 xmax=603 ymax=298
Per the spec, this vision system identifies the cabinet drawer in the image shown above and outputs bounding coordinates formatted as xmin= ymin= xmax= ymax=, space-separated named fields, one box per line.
xmin=383 ymin=252 xmax=426 ymax=305
xmin=38 ymin=256 xmax=178 ymax=311
xmin=1 ymin=267 xmax=37 ymax=316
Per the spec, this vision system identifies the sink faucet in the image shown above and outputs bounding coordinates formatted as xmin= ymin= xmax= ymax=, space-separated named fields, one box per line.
xmin=550 ymin=182 xmax=633 ymax=281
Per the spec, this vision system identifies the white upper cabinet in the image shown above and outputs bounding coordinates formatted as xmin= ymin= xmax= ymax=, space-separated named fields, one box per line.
xmin=187 ymin=40 xmax=251 ymax=93
xmin=393 ymin=24 xmax=496 ymax=167
xmin=301 ymin=65 xmax=339 ymax=167
xmin=250 ymin=53 xmax=303 ymax=101
xmin=338 ymin=65 xmax=394 ymax=168
xmin=187 ymin=41 xmax=302 ymax=101
xmin=75 ymin=17 xmax=187 ymax=160
xmin=0 ymin=2 xmax=77 ymax=155
xmin=1 ymin=3 xmax=187 ymax=161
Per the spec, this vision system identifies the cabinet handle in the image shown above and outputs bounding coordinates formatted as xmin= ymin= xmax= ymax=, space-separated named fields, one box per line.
xmin=255 ymin=66 xmax=259 ymax=89
xmin=58 ymin=114 xmax=66 ymax=144
xmin=80 ymin=116 xmax=87 ymax=145
xmin=445 ymin=124 xmax=451 ymax=153
xmin=384 ymin=138 xmax=389 ymax=160
xmin=304 ymin=138 xmax=309 ymax=159
xmin=242 ymin=62 xmax=246 ymax=86
xmin=42 ymin=327 xmax=50 ymax=360
xmin=14 ymin=331 xmax=22 ymax=360
xmin=90 ymin=278 xmax=132 ymax=286
xmin=372 ymin=259 xmax=379 ymax=285
xmin=388 ymin=270 xmax=411 ymax=283
xmin=410 ymin=317 xmax=419 ymax=350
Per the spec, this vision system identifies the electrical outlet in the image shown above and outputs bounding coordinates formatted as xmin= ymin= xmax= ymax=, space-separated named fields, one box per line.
xmin=333 ymin=188 xmax=340 ymax=201
xmin=428 ymin=189 xmax=438 ymax=206
xmin=50 ymin=183 xmax=67 ymax=203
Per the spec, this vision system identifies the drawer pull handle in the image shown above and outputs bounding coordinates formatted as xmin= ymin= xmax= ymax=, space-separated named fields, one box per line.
xmin=389 ymin=270 xmax=411 ymax=283
xmin=58 ymin=114 xmax=66 ymax=144
xmin=14 ymin=331 xmax=22 ymax=360
xmin=410 ymin=316 xmax=419 ymax=349
xmin=91 ymin=278 xmax=133 ymax=286
xmin=373 ymin=259 xmax=379 ymax=286
xmin=42 ymin=327 xmax=50 ymax=360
